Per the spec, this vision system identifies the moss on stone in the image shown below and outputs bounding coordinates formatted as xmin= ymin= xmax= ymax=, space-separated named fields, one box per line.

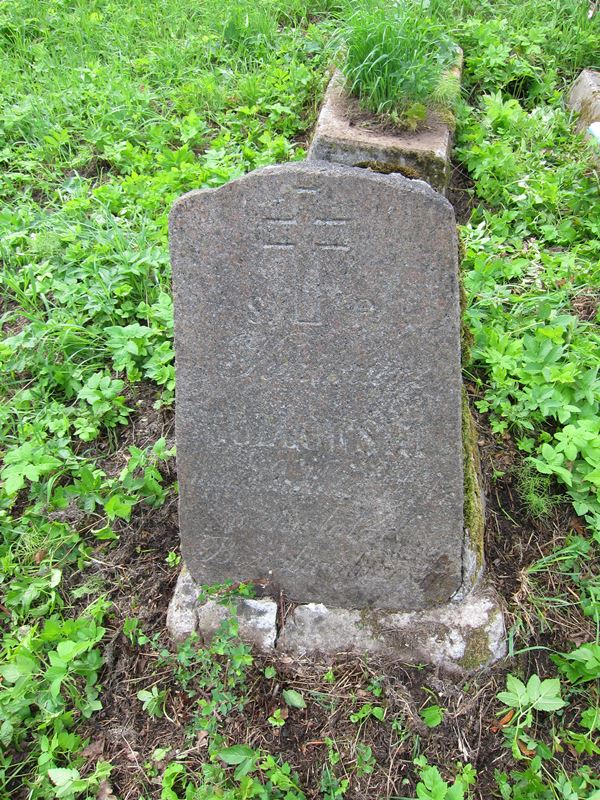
xmin=356 ymin=159 xmax=422 ymax=178
xmin=458 ymin=622 xmax=493 ymax=671
xmin=354 ymin=146 xmax=448 ymax=187
xmin=456 ymin=230 xmax=473 ymax=367
xmin=462 ymin=390 xmax=485 ymax=586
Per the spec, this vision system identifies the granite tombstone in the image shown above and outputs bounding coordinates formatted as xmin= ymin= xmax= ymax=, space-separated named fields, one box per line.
xmin=170 ymin=161 xmax=464 ymax=611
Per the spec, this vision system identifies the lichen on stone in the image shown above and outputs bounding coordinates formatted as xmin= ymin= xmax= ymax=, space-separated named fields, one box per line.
xmin=462 ymin=390 xmax=485 ymax=589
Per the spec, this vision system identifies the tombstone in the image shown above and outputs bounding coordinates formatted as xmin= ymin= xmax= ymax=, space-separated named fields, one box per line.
xmin=169 ymin=161 xmax=504 ymax=670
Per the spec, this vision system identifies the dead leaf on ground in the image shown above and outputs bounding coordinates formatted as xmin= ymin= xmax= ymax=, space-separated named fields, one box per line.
xmin=517 ymin=739 xmax=536 ymax=758
xmin=570 ymin=517 xmax=587 ymax=535
xmin=490 ymin=708 xmax=515 ymax=732
xmin=97 ymin=780 xmax=115 ymax=800
xmin=82 ymin=737 xmax=105 ymax=761
xmin=197 ymin=730 xmax=209 ymax=749
xmin=125 ymin=747 xmax=140 ymax=763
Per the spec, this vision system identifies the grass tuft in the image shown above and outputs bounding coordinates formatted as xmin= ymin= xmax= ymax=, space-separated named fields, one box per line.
xmin=339 ymin=0 xmax=459 ymax=126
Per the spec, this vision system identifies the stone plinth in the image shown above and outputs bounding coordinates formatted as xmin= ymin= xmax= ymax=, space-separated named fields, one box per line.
xmin=308 ymin=71 xmax=457 ymax=192
xmin=167 ymin=568 xmax=506 ymax=675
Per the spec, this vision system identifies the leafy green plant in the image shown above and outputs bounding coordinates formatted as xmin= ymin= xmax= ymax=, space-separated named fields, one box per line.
xmin=137 ymin=685 xmax=167 ymax=718
xmin=349 ymin=702 xmax=385 ymax=724
xmin=1 ymin=441 xmax=63 ymax=496
xmin=47 ymin=762 xmax=112 ymax=800
xmin=74 ymin=372 xmax=130 ymax=441
xmin=283 ymin=688 xmax=306 ymax=709
xmin=552 ymin=643 xmax=600 ymax=684
xmin=320 ymin=764 xmax=349 ymax=799
xmin=411 ymin=757 xmax=476 ymax=800
xmin=166 ymin=550 xmax=181 ymax=568
xmin=496 ymin=674 xmax=566 ymax=758
xmin=355 ymin=742 xmax=375 ymax=776
xmin=268 ymin=708 xmax=286 ymax=727
xmin=495 ymin=757 xmax=600 ymax=800
xmin=0 ymin=597 xmax=108 ymax=797
xmin=159 ymin=599 xmax=254 ymax=735
xmin=213 ymin=745 xmax=306 ymax=798
xmin=419 ymin=704 xmax=445 ymax=729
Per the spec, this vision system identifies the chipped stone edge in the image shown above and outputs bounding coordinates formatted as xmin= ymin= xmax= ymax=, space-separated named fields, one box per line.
xmin=167 ymin=567 xmax=506 ymax=675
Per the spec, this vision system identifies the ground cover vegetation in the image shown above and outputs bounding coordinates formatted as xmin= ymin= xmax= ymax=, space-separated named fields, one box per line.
xmin=0 ymin=0 xmax=599 ymax=797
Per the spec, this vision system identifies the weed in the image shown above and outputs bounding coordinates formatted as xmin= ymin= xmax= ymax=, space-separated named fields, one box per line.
xmin=419 ymin=704 xmax=445 ymax=729
xmin=496 ymin=673 xmax=566 ymax=759
xmin=339 ymin=0 xmax=459 ymax=126
xmin=515 ymin=463 xmax=562 ymax=520
xmin=409 ymin=757 xmax=477 ymax=800
xmin=283 ymin=688 xmax=307 ymax=708
xmin=137 ymin=686 xmax=167 ymax=718
xmin=349 ymin=702 xmax=385 ymax=724
xmin=355 ymin=743 xmax=375 ymax=776
xmin=268 ymin=708 xmax=287 ymax=727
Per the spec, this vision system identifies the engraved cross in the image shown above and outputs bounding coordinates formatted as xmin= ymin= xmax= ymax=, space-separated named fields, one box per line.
xmin=263 ymin=187 xmax=350 ymax=325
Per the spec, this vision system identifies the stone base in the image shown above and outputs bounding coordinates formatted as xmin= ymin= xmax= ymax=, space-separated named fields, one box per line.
xmin=167 ymin=568 xmax=506 ymax=675
xmin=568 ymin=69 xmax=600 ymax=134
xmin=567 ymin=69 xmax=600 ymax=159
xmin=167 ymin=568 xmax=277 ymax=650
xmin=308 ymin=70 xmax=456 ymax=193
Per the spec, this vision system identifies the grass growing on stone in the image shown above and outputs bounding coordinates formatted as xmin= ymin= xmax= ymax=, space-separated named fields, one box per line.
xmin=1 ymin=0 xmax=600 ymax=798
xmin=339 ymin=0 xmax=459 ymax=128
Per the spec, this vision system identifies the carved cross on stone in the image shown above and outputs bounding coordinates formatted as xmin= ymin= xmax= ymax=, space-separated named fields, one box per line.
xmin=263 ymin=187 xmax=350 ymax=326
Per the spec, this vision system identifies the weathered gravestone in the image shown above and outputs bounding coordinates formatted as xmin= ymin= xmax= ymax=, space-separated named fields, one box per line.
xmin=168 ymin=161 xmax=505 ymax=670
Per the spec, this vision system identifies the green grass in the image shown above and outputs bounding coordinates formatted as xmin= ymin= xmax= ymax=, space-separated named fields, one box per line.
xmin=339 ymin=0 xmax=459 ymax=126
xmin=1 ymin=0 xmax=600 ymax=797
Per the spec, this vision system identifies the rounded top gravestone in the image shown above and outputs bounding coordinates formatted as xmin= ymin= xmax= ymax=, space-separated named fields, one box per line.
xmin=169 ymin=161 xmax=464 ymax=611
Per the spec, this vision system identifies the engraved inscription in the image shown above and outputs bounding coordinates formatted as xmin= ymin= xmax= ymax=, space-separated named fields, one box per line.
xmin=262 ymin=188 xmax=351 ymax=326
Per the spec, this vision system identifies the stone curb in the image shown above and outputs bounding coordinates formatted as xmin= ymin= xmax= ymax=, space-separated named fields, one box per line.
xmin=167 ymin=567 xmax=506 ymax=675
